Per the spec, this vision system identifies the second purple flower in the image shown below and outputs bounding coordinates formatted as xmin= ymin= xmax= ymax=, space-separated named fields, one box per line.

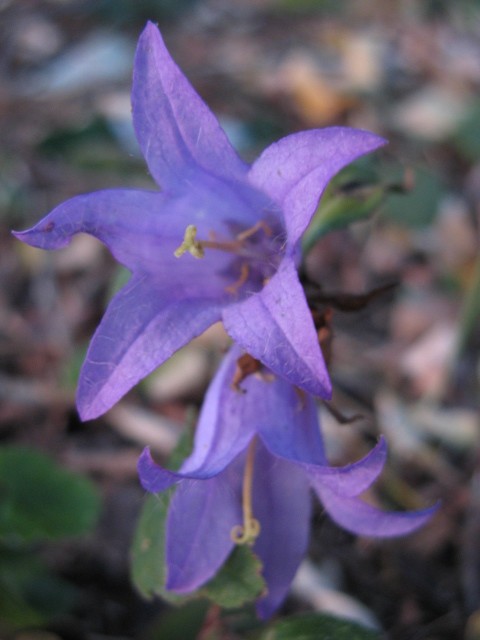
xmin=138 ymin=346 xmax=437 ymax=619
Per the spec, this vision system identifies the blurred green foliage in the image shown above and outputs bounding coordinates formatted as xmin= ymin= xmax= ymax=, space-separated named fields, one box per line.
xmin=384 ymin=166 xmax=444 ymax=228
xmin=131 ymin=490 xmax=265 ymax=610
xmin=454 ymin=101 xmax=480 ymax=162
xmin=0 ymin=446 xmax=100 ymax=631
xmin=70 ymin=0 xmax=200 ymax=25
xmin=261 ymin=613 xmax=380 ymax=640
xmin=0 ymin=446 xmax=100 ymax=543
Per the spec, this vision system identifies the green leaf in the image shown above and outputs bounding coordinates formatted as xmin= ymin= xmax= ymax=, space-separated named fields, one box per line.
xmin=79 ymin=0 xmax=200 ymax=24
xmin=261 ymin=613 xmax=381 ymax=640
xmin=131 ymin=428 xmax=195 ymax=603
xmin=0 ymin=547 xmax=76 ymax=629
xmin=61 ymin=343 xmax=88 ymax=391
xmin=131 ymin=492 xmax=265 ymax=610
xmin=0 ymin=446 xmax=100 ymax=544
xmin=384 ymin=166 xmax=443 ymax=228
xmin=453 ymin=99 xmax=480 ymax=162
xmin=130 ymin=491 xmax=183 ymax=604
xmin=201 ymin=545 xmax=265 ymax=609
xmin=302 ymin=187 xmax=384 ymax=255
xmin=38 ymin=117 xmax=114 ymax=157
xmin=143 ymin=600 xmax=209 ymax=640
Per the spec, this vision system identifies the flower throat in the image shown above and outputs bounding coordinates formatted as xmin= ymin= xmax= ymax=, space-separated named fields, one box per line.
xmin=174 ymin=220 xmax=283 ymax=296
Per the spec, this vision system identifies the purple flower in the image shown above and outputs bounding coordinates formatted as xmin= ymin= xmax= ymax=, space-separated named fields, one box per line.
xmin=14 ymin=22 xmax=386 ymax=420
xmin=138 ymin=346 xmax=437 ymax=619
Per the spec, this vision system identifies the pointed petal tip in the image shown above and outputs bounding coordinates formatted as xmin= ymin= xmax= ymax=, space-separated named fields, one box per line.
xmin=76 ymin=406 xmax=96 ymax=422
xmin=137 ymin=446 xmax=173 ymax=493
xmin=76 ymin=390 xmax=107 ymax=422
xmin=320 ymin=488 xmax=440 ymax=539
xmin=141 ymin=20 xmax=160 ymax=40
xmin=317 ymin=375 xmax=332 ymax=400
xmin=374 ymin=500 xmax=441 ymax=538
xmin=299 ymin=362 xmax=332 ymax=400
xmin=166 ymin=569 xmax=221 ymax=595
xmin=255 ymin=599 xmax=275 ymax=621
xmin=336 ymin=127 xmax=388 ymax=153
xmin=364 ymin=130 xmax=388 ymax=150
xmin=137 ymin=446 xmax=199 ymax=493
xmin=374 ymin=435 xmax=388 ymax=458
xmin=165 ymin=574 xmax=198 ymax=594
xmin=136 ymin=22 xmax=164 ymax=63
xmin=136 ymin=446 xmax=153 ymax=488
xmin=11 ymin=218 xmax=71 ymax=250
xmin=378 ymin=434 xmax=387 ymax=447
xmin=11 ymin=227 xmax=44 ymax=248
xmin=12 ymin=228 xmax=39 ymax=247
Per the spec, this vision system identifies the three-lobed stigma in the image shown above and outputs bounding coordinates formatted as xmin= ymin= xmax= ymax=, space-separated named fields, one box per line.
xmin=174 ymin=224 xmax=205 ymax=259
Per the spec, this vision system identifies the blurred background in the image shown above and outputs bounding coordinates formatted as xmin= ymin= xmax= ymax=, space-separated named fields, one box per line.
xmin=1 ymin=0 xmax=480 ymax=638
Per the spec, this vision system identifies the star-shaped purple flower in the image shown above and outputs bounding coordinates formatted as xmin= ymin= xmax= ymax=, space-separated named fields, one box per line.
xmin=138 ymin=346 xmax=437 ymax=619
xmin=14 ymin=22 xmax=386 ymax=420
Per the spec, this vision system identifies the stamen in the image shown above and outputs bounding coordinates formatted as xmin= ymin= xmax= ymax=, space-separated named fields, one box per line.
xmin=230 ymin=439 xmax=261 ymax=546
xmin=225 ymin=263 xmax=250 ymax=295
xmin=294 ymin=386 xmax=307 ymax=411
xmin=174 ymin=225 xmax=205 ymax=259
xmin=236 ymin=220 xmax=272 ymax=241
xmin=231 ymin=353 xmax=261 ymax=391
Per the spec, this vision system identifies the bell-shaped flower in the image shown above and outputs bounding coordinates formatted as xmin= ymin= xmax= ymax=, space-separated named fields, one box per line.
xmin=138 ymin=346 xmax=438 ymax=619
xmin=14 ymin=22 xmax=386 ymax=420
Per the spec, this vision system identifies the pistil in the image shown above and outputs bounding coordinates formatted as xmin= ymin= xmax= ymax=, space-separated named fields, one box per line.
xmin=173 ymin=224 xmax=205 ymax=258
xmin=230 ymin=438 xmax=261 ymax=546
xmin=173 ymin=220 xmax=273 ymax=260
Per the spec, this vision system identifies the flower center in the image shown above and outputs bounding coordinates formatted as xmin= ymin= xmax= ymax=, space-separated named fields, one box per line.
xmin=230 ymin=438 xmax=261 ymax=546
xmin=174 ymin=220 xmax=273 ymax=260
xmin=174 ymin=219 xmax=284 ymax=297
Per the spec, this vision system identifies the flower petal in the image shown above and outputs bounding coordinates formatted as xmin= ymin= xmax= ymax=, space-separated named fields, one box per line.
xmin=13 ymin=189 xmax=168 ymax=272
xmin=315 ymin=485 xmax=439 ymax=537
xmin=137 ymin=348 xmax=257 ymax=493
xmin=12 ymin=188 xmax=239 ymax=287
xmin=222 ymin=258 xmax=331 ymax=398
xmin=253 ymin=443 xmax=311 ymax=619
xmin=165 ymin=463 xmax=242 ymax=593
xmin=248 ymin=128 xmax=387 ymax=247
xmin=179 ymin=345 xmax=256 ymax=474
xmin=132 ymin=22 xmax=248 ymax=190
xmin=137 ymin=447 xmax=196 ymax=493
xmin=304 ymin=438 xmax=388 ymax=497
xmin=254 ymin=374 xmax=388 ymax=495
xmin=255 ymin=384 xmax=326 ymax=465
xmin=77 ymin=274 xmax=222 ymax=419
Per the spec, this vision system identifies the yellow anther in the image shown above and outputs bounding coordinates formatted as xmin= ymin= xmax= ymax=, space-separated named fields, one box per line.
xmin=174 ymin=225 xmax=205 ymax=259
xmin=230 ymin=438 xmax=261 ymax=546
